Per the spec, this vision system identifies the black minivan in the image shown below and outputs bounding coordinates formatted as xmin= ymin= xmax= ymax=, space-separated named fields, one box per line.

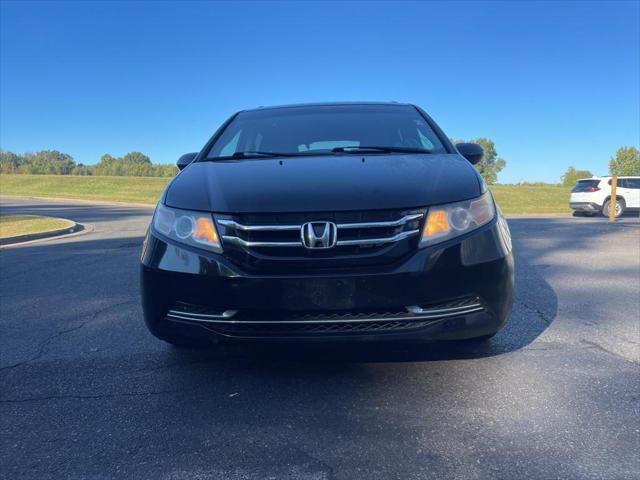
xmin=140 ymin=102 xmax=514 ymax=346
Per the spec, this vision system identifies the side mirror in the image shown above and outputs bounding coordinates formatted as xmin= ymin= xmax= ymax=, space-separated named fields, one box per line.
xmin=455 ymin=143 xmax=484 ymax=165
xmin=176 ymin=152 xmax=197 ymax=170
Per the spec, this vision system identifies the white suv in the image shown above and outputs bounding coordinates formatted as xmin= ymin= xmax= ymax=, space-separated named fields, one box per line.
xmin=569 ymin=176 xmax=640 ymax=217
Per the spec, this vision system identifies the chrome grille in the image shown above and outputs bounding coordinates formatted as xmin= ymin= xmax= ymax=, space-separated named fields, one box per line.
xmin=218 ymin=213 xmax=422 ymax=247
xmin=215 ymin=209 xmax=425 ymax=267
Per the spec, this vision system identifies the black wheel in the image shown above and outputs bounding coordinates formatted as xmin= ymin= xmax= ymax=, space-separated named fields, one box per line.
xmin=602 ymin=198 xmax=625 ymax=218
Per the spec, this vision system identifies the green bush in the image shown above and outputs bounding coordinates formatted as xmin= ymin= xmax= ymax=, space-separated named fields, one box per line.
xmin=609 ymin=146 xmax=640 ymax=176
xmin=561 ymin=166 xmax=593 ymax=187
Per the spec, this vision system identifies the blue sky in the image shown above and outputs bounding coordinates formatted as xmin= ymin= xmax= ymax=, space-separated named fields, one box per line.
xmin=1 ymin=0 xmax=638 ymax=183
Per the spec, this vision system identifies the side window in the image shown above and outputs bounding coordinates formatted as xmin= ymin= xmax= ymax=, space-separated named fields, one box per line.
xmin=626 ymin=179 xmax=640 ymax=189
xmin=608 ymin=178 xmax=625 ymax=187
xmin=219 ymin=130 xmax=241 ymax=157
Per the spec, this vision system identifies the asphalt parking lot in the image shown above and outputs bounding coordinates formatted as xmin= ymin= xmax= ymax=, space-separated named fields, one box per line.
xmin=1 ymin=196 xmax=638 ymax=480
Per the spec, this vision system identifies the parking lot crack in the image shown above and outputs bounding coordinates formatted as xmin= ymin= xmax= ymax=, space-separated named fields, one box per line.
xmin=580 ymin=339 xmax=639 ymax=365
xmin=0 ymin=389 xmax=184 ymax=404
xmin=0 ymin=300 xmax=135 ymax=372
xmin=514 ymin=298 xmax=553 ymax=326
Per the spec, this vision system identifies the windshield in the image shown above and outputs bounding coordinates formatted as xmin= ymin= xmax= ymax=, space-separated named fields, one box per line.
xmin=205 ymin=104 xmax=448 ymax=159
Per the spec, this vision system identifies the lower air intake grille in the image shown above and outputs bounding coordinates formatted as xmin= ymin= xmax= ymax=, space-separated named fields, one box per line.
xmin=212 ymin=319 xmax=434 ymax=335
xmin=166 ymin=296 xmax=484 ymax=337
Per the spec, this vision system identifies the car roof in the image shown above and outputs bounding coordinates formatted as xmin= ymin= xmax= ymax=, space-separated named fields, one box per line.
xmin=242 ymin=101 xmax=415 ymax=113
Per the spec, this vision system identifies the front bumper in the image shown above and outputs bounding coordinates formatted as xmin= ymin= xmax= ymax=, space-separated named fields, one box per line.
xmin=140 ymin=216 xmax=514 ymax=343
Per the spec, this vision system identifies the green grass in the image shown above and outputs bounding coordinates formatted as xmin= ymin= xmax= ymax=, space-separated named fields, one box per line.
xmin=0 ymin=174 xmax=572 ymax=214
xmin=0 ymin=174 xmax=169 ymax=204
xmin=491 ymin=184 xmax=571 ymax=214
xmin=0 ymin=214 xmax=73 ymax=239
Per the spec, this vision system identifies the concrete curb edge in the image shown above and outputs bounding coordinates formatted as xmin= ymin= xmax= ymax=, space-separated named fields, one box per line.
xmin=0 ymin=220 xmax=82 ymax=246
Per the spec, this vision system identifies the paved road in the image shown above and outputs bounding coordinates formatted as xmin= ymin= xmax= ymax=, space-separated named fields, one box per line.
xmin=1 ymin=196 xmax=638 ymax=480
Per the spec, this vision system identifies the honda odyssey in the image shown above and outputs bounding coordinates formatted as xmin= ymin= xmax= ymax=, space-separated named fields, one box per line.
xmin=140 ymin=102 xmax=514 ymax=346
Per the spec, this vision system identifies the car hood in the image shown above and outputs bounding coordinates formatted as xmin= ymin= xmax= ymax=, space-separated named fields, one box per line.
xmin=164 ymin=154 xmax=482 ymax=213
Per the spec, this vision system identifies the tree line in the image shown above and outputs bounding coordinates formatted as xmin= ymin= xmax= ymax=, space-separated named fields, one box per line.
xmin=0 ymin=150 xmax=178 ymax=177
xmin=1 ymin=144 xmax=637 ymax=184
xmin=1 ymin=141 xmax=508 ymax=183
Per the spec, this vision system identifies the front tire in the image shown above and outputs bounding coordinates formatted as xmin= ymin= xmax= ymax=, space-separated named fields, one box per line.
xmin=602 ymin=198 xmax=625 ymax=218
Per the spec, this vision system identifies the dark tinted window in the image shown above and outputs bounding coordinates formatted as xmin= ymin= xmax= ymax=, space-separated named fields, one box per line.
xmin=625 ymin=178 xmax=640 ymax=189
xmin=608 ymin=178 xmax=628 ymax=187
xmin=572 ymin=180 xmax=600 ymax=192
xmin=206 ymin=105 xmax=447 ymax=158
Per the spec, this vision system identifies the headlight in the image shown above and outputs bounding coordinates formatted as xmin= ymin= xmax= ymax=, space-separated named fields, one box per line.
xmin=419 ymin=191 xmax=495 ymax=247
xmin=152 ymin=203 xmax=222 ymax=253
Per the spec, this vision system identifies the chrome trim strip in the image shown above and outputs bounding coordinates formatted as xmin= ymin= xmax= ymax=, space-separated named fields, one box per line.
xmin=336 ymin=213 xmax=423 ymax=229
xmin=168 ymin=310 xmax=238 ymax=319
xmin=406 ymin=303 xmax=482 ymax=315
xmin=217 ymin=219 xmax=300 ymax=231
xmin=166 ymin=305 xmax=484 ymax=325
xmin=217 ymin=213 xmax=424 ymax=233
xmin=221 ymin=229 xmax=420 ymax=248
xmin=221 ymin=236 xmax=302 ymax=248
xmin=167 ymin=309 xmax=238 ymax=321
xmin=335 ymin=229 xmax=420 ymax=246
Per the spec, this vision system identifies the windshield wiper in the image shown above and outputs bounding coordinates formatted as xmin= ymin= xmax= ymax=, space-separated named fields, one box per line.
xmin=331 ymin=146 xmax=433 ymax=154
xmin=204 ymin=151 xmax=296 ymax=161
xmin=205 ymin=147 xmax=432 ymax=161
xmin=231 ymin=151 xmax=297 ymax=158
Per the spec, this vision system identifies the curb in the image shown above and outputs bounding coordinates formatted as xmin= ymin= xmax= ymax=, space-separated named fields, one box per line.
xmin=0 ymin=220 xmax=82 ymax=246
